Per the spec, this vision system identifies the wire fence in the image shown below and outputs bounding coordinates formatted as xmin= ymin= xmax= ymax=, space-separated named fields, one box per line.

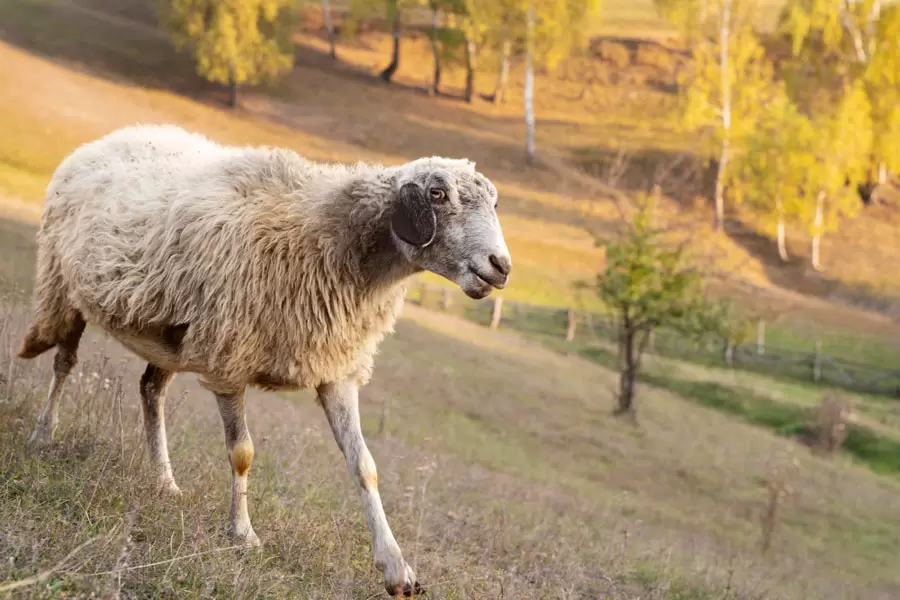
xmin=407 ymin=280 xmax=900 ymax=398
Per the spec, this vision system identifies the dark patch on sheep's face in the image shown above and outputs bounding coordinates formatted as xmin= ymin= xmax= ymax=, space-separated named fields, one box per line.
xmin=392 ymin=164 xmax=512 ymax=300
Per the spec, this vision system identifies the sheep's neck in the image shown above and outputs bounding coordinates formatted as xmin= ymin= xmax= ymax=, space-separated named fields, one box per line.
xmin=354 ymin=212 xmax=421 ymax=293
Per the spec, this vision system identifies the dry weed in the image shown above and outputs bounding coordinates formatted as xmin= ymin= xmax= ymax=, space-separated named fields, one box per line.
xmin=761 ymin=450 xmax=800 ymax=555
xmin=810 ymin=390 xmax=855 ymax=455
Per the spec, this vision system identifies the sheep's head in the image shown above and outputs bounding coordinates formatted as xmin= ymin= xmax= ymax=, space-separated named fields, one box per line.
xmin=391 ymin=158 xmax=512 ymax=299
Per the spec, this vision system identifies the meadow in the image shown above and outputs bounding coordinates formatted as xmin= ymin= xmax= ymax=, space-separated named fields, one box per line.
xmin=3 ymin=0 xmax=900 ymax=598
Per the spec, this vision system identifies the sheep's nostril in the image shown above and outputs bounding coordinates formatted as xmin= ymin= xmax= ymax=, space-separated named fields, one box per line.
xmin=489 ymin=254 xmax=512 ymax=277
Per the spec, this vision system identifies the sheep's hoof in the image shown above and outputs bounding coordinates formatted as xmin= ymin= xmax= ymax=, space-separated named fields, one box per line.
xmin=387 ymin=580 xmax=426 ymax=598
xmin=158 ymin=479 xmax=182 ymax=498
xmin=230 ymin=525 xmax=261 ymax=549
xmin=26 ymin=427 xmax=54 ymax=452
xmin=386 ymin=564 xmax=425 ymax=597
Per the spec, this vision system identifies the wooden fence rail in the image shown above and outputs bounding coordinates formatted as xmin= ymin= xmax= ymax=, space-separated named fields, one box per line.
xmin=407 ymin=281 xmax=900 ymax=398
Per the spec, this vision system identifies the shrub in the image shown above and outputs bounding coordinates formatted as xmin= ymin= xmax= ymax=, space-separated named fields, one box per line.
xmin=810 ymin=390 xmax=854 ymax=455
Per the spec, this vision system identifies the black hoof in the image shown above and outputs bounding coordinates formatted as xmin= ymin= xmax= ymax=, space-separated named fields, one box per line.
xmin=388 ymin=580 xmax=426 ymax=597
xmin=404 ymin=580 xmax=426 ymax=596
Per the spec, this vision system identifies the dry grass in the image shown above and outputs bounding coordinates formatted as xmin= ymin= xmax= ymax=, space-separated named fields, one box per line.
xmin=3 ymin=5 xmax=900 ymax=595
xmin=4 ymin=297 xmax=900 ymax=599
xmin=3 ymin=205 xmax=900 ymax=597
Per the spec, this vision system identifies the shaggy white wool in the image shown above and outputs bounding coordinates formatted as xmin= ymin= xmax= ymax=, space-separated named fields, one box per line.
xmin=21 ymin=125 xmax=447 ymax=392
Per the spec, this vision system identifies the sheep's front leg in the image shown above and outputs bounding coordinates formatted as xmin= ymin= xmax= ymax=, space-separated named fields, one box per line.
xmin=317 ymin=381 xmax=424 ymax=598
xmin=214 ymin=389 xmax=260 ymax=547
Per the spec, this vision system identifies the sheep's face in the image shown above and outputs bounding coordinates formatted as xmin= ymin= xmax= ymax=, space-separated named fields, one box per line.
xmin=391 ymin=159 xmax=512 ymax=300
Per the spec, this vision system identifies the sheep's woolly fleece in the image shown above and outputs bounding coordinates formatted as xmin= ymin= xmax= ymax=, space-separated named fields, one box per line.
xmin=20 ymin=124 xmax=477 ymax=393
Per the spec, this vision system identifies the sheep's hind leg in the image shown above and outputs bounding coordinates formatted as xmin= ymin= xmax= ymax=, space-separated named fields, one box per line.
xmin=27 ymin=314 xmax=86 ymax=451
xmin=317 ymin=381 xmax=425 ymax=598
xmin=140 ymin=364 xmax=181 ymax=496
xmin=214 ymin=388 xmax=260 ymax=547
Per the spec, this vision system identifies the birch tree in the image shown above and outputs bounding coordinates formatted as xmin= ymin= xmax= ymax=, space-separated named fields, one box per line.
xmin=805 ymin=82 xmax=873 ymax=270
xmin=159 ymin=0 xmax=296 ymax=108
xmin=492 ymin=23 xmax=514 ymax=104
xmin=736 ymin=91 xmax=813 ymax=261
xmin=664 ymin=0 xmax=775 ymax=230
xmin=519 ymin=0 xmax=601 ymax=164
xmin=524 ymin=2 xmax=536 ymax=164
xmin=738 ymin=81 xmax=871 ymax=269
xmin=782 ymin=1 xmax=900 ymax=187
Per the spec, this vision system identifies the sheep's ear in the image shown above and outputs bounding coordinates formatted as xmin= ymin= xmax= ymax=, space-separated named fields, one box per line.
xmin=391 ymin=182 xmax=436 ymax=248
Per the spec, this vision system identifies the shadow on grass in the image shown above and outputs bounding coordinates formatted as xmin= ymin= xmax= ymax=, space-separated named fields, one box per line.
xmin=577 ymin=345 xmax=900 ymax=477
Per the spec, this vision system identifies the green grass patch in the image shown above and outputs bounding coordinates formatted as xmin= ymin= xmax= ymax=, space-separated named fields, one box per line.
xmin=642 ymin=370 xmax=900 ymax=476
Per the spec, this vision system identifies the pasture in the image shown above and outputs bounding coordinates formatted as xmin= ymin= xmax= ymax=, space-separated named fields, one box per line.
xmin=3 ymin=0 xmax=900 ymax=598
xmin=4 ymin=214 xmax=900 ymax=599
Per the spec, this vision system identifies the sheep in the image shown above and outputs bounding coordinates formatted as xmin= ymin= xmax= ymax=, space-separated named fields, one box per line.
xmin=17 ymin=124 xmax=512 ymax=598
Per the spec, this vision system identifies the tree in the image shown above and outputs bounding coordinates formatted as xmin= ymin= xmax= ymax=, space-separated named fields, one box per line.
xmin=518 ymin=0 xmax=601 ymax=163
xmin=428 ymin=1 xmax=443 ymax=94
xmin=735 ymin=90 xmax=813 ymax=261
xmin=667 ymin=0 xmax=777 ymax=230
xmin=739 ymin=81 xmax=872 ymax=270
xmin=804 ymin=81 xmax=873 ymax=269
xmin=379 ymin=0 xmax=403 ymax=81
xmin=159 ymin=0 xmax=296 ymax=109
xmin=321 ymin=0 xmax=337 ymax=59
xmin=346 ymin=0 xmax=439 ymax=83
xmin=592 ymin=191 xmax=725 ymax=419
xmin=708 ymin=300 xmax=754 ymax=366
xmin=524 ymin=2 xmax=536 ymax=164
xmin=781 ymin=1 xmax=900 ymax=187
xmin=492 ymin=23 xmax=514 ymax=104
xmin=438 ymin=0 xmax=493 ymax=103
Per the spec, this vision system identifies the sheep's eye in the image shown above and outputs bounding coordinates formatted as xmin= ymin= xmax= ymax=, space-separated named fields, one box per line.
xmin=430 ymin=188 xmax=446 ymax=201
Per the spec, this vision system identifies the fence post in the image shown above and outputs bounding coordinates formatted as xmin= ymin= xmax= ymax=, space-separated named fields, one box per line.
xmin=813 ymin=339 xmax=822 ymax=383
xmin=724 ymin=339 xmax=734 ymax=366
xmin=441 ymin=288 xmax=451 ymax=311
xmin=490 ymin=296 xmax=503 ymax=330
xmin=757 ymin=319 xmax=766 ymax=355
xmin=418 ymin=281 xmax=427 ymax=306
xmin=566 ymin=307 xmax=577 ymax=341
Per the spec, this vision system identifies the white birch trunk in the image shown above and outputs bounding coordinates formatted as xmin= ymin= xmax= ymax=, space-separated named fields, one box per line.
xmin=811 ymin=190 xmax=825 ymax=270
xmin=524 ymin=3 xmax=536 ymax=165
xmin=776 ymin=198 xmax=788 ymax=262
xmin=715 ymin=0 xmax=732 ymax=231
xmin=494 ymin=33 xmax=511 ymax=105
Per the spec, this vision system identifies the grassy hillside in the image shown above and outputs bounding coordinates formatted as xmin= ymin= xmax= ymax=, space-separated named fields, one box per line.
xmin=6 ymin=2 xmax=900 ymax=597
xmin=3 ymin=214 xmax=900 ymax=599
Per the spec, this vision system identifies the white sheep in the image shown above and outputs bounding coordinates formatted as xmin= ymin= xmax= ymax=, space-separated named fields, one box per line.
xmin=18 ymin=124 xmax=512 ymax=597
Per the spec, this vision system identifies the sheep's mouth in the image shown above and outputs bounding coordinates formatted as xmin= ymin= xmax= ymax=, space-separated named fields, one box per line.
xmin=470 ymin=267 xmax=507 ymax=290
xmin=463 ymin=268 xmax=502 ymax=299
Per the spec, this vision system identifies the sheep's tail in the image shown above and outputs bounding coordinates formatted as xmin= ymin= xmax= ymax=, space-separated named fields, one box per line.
xmin=17 ymin=243 xmax=80 ymax=360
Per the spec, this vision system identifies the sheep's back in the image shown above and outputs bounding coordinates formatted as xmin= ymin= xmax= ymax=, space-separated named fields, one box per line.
xmin=42 ymin=126 xmax=241 ymax=329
